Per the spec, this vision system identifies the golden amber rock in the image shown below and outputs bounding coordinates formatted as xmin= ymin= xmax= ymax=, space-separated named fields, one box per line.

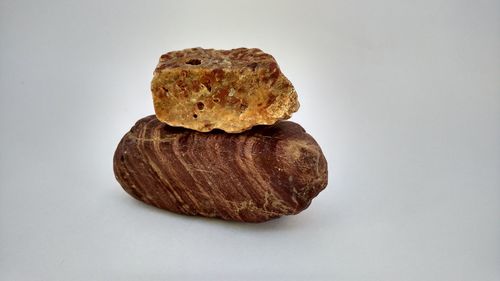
xmin=151 ymin=48 xmax=299 ymax=133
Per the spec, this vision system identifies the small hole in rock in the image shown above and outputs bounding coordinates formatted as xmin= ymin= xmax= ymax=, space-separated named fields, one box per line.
xmin=186 ymin=59 xmax=201 ymax=65
xmin=213 ymin=98 xmax=220 ymax=103
xmin=197 ymin=102 xmax=205 ymax=110
xmin=247 ymin=62 xmax=258 ymax=71
xmin=193 ymin=114 xmax=198 ymax=118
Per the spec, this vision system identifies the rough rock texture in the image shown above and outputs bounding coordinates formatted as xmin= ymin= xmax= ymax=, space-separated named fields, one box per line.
xmin=151 ymin=47 xmax=299 ymax=133
xmin=113 ymin=115 xmax=327 ymax=223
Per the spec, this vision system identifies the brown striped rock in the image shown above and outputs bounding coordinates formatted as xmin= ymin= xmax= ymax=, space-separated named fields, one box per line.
xmin=151 ymin=47 xmax=299 ymax=133
xmin=113 ymin=115 xmax=328 ymax=223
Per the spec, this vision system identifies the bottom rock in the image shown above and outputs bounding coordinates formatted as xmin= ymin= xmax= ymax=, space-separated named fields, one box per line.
xmin=113 ymin=115 xmax=328 ymax=222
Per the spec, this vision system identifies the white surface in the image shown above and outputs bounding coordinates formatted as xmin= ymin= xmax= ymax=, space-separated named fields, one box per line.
xmin=1 ymin=0 xmax=499 ymax=280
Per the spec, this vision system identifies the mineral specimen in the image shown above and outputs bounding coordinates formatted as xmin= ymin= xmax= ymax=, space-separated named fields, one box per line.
xmin=151 ymin=47 xmax=299 ymax=133
xmin=113 ymin=115 xmax=327 ymax=222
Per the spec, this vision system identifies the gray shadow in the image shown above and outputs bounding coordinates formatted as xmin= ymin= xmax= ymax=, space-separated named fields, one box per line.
xmin=118 ymin=188 xmax=315 ymax=232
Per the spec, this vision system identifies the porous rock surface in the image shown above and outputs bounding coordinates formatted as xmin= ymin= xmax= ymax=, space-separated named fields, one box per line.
xmin=151 ymin=48 xmax=299 ymax=133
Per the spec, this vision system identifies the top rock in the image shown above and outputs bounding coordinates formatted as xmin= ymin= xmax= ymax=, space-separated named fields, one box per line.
xmin=151 ymin=48 xmax=299 ymax=133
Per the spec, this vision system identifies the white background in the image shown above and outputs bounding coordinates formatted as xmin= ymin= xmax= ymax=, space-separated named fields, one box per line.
xmin=1 ymin=0 xmax=499 ymax=280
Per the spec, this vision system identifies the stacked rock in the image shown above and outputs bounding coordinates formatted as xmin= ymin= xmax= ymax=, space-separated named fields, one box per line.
xmin=113 ymin=48 xmax=328 ymax=222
